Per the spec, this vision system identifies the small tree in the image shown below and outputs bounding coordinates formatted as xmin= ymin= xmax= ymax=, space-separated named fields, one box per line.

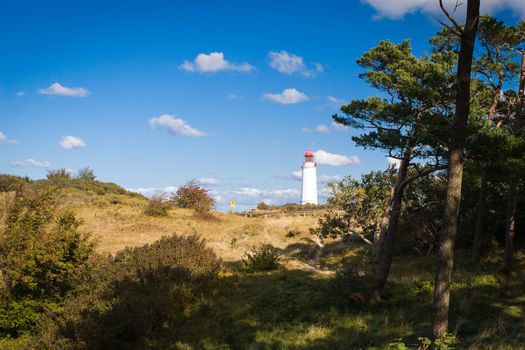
xmin=242 ymin=244 xmax=280 ymax=272
xmin=172 ymin=180 xmax=215 ymax=216
xmin=144 ymin=193 xmax=171 ymax=217
xmin=313 ymin=169 xmax=394 ymax=246
xmin=0 ymin=186 xmax=93 ymax=336
xmin=257 ymin=202 xmax=271 ymax=210
xmin=46 ymin=169 xmax=71 ymax=186
xmin=76 ymin=167 xmax=96 ymax=181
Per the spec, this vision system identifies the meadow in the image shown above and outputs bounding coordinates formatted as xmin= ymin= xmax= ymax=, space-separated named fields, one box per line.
xmin=2 ymin=184 xmax=522 ymax=349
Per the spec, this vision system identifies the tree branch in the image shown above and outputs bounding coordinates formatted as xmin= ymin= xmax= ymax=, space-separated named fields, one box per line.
xmin=400 ymin=164 xmax=447 ymax=190
xmin=439 ymin=0 xmax=464 ymax=35
xmin=437 ymin=19 xmax=462 ymax=38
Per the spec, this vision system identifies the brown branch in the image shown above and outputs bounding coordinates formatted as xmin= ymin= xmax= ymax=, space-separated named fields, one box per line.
xmin=437 ymin=19 xmax=462 ymax=38
xmin=439 ymin=0 xmax=464 ymax=35
xmin=400 ymin=164 xmax=447 ymax=190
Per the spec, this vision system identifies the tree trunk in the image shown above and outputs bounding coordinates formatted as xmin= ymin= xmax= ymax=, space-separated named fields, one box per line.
xmin=503 ymin=174 xmax=517 ymax=273
xmin=374 ymin=187 xmax=395 ymax=261
xmin=432 ymin=0 xmax=480 ymax=342
xmin=369 ymin=154 xmax=410 ymax=301
xmin=472 ymin=170 xmax=488 ymax=263
xmin=503 ymin=50 xmax=525 ymax=273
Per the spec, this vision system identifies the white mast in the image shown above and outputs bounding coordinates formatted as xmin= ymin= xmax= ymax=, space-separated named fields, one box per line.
xmin=301 ymin=149 xmax=318 ymax=205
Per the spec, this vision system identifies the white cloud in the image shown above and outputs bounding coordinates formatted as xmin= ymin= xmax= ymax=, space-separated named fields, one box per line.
xmin=230 ymin=186 xmax=301 ymax=209
xmin=164 ymin=186 xmax=178 ymax=193
xmin=232 ymin=187 xmax=263 ymax=197
xmin=232 ymin=187 xmax=300 ymax=201
xmin=10 ymin=158 xmax=51 ymax=168
xmin=59 ymin=135 xmax=86 ymax=149
xmin=198 ymin=177 xmax=220 ymax=186
xmin=15 ymin=91 xmax=25 ymax=96
xmin=287 ymin=170 xmax=340 ymax=183
xmin=38 ymin=82 xmax=89 ymax=97
xmin=127 ymin=185 xmax=178 ymax=197
xmin=270 ymin=188 xmax=300 ymax=197
xmin=214 ymin=195 xmax=225 ymax=204
xmin=387 ymin=156 xmax=402 ymax=168
xmin=327 ymin=95 xmax=347 ymax=107
xmin=263 ymin=88 xmax=309 ymax=105
xmin=303 ymin=122 xmax=347 ymax=134
xmin=128 ymin=187 xmax=157 ymax=196
xmin=362 ymin=0 xmax=525 ymax=19
xmin=291 ymin=170 xmax=302 ymax=180
xmin=268 ymin=51 xmax=305 ymax=75
xmin=149 ymin=114 xmax=208 ymax=137
xmin=315 ymin=124 xmax=330 ymax=134
xmin=227 ymin=93 xmax=242 ymax=101
xmin=0 ymin=131 xmax=18 ymax=144
xmin=319 ymin=174 xmax=342 ymax=183
xmin=268 ymin=51 xmax=323 ymax=76
xmin=331 ymin=121 xmax=348 ymax=133
xmin=314 ymin=150 xmax=360 ymax=166
xmin=179 ymin=52 xmax=253 ymax=73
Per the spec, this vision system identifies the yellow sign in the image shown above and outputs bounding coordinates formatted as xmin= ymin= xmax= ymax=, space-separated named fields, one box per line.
xmin=230 ymin=200 xmax=236 ymax=208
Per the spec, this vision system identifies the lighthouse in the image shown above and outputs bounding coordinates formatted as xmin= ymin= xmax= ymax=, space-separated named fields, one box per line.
xmin=301 ymin=149 xmax=318 ymax=205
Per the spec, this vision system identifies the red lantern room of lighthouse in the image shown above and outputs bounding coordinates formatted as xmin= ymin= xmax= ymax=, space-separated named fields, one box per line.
xmin=304 ymin=149 xmax=316 ymax=165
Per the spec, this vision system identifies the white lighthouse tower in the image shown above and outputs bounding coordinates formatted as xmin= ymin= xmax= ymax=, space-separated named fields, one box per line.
xmin=301 ymin=149 xmax=318 ymax=205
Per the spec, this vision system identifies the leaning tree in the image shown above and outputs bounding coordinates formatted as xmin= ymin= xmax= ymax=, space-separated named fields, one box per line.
xmin=333 ymin=39 xmax=455 ymax=300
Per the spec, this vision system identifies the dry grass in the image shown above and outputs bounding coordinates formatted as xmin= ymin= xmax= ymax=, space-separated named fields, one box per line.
xmin=65 ymin=192 xmax=322 ymax=264
xmin=1 ymin=188 xmax=326 ymax=265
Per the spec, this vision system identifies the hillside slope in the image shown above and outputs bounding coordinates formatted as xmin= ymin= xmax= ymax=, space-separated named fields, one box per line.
xmin=1 ymin=181 xmax=524 ymax=349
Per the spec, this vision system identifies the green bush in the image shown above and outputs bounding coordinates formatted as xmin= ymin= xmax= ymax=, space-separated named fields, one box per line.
xmin=242 ymin=244 xmax=280 ymax=272
xmin=46 ymin=169 xmax=72 ymax=187
xmin=256 ymin=202 xmax=271 ymax=210
xmin=75 ymin=167 xmax=96 ymax=181
xmin=0 ymin=186 xmax=93 ymax=337
xmin=144 ymin=194 xmax=171 ymax=217
xmin=0 ymin=175 xmax=30 ymax=192
xmin=30 ymin=234 xmax=221 ymax=349
xmin=172 ymin=180 xmax=215 ymax=217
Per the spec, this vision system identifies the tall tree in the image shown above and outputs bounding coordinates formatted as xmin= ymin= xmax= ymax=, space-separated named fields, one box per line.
xmin=503 ymin=21 xmax=525 ymax=273
xmin=333 ymin=40 xmax=453 ymax=300
xmin=470 ymin=16 xmax=519 ymax=262
xmin=432 ymin=0 xmax=480 ymax=341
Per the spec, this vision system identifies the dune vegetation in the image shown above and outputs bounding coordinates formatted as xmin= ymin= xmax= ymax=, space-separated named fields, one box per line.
xmin=0 ymin=174 xmax=523 ymax=349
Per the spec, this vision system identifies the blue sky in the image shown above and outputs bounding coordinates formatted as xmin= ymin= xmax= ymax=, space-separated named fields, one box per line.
xmin=1 ymin=0 xmax=524 ymax=211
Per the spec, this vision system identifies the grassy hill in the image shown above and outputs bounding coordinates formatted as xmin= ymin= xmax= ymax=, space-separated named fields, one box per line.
xmin=1 ymin=178 xmax=524 ymax=349
xmin=70 ymin=190 xmax=324 ymax=267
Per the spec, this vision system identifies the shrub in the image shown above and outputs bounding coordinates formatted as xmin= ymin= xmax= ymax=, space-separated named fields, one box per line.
xmin=0 ymin=187 xmax=93 ymax=337
xmin=331 ymin=251 xmax=375 ymax=307
xmin=242 ymin=244 xmax=280 ymax=272
xmin=76 ymin=167 xmax=96 ymax=181
xmin=311 ymin=171 xmax=394 ymax=246
xmin=0 ymin=175 xmax=30 ymax=192
xmin=46 ymin=169 xmax=71 ymax=186
xmin=172 ymin=180 xmax=215 ymax=215
xmin=144 ymin=194 xmax=171 ymax=217
xmin=30 ymin=234 xmax=221 ymax=349
xmin=257 ymin=202 xmax=271 ymax=210
xmin=286 ymin=230 xmax=299 ymax=238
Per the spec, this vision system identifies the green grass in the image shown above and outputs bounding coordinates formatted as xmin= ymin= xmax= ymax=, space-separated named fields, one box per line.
xmin=2 ymin=243 xmax=523 ymax=349
xmin=170 ymin=249 xmax=525 ymax=349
